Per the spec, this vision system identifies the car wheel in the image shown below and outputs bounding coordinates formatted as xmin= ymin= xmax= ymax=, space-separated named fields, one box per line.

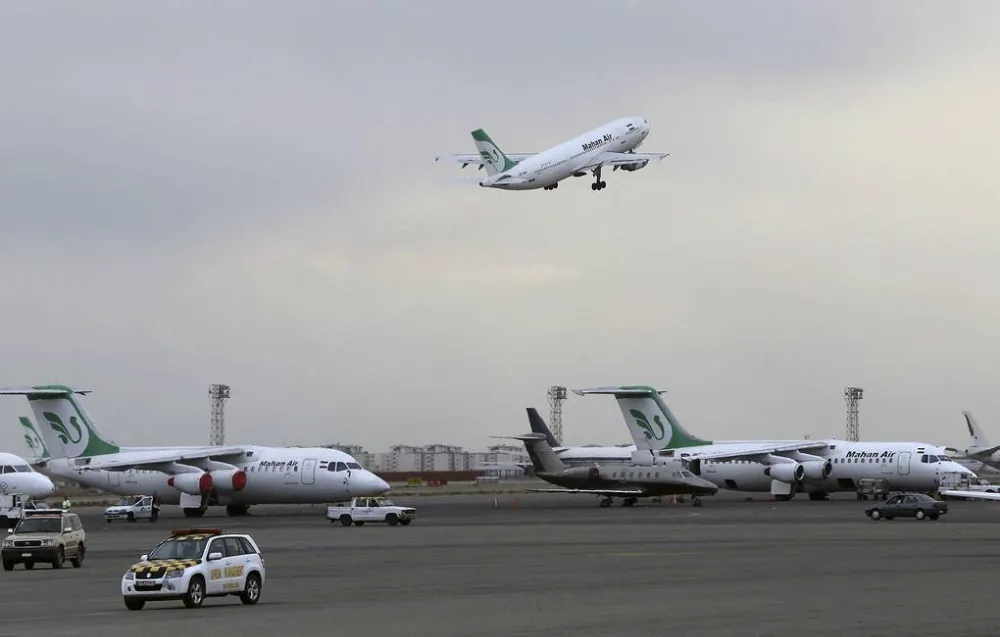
xmin=915 ymin=510 xmax=926 ymax=520
xmin=71 ymin=544 xmax=85 ymax=568
xmin=339 ymin=515 xmax=352 ymax=527
xmin=385 ymin=513 xmax=399 ymax=526
xmin=2 ymin=560 xmax=14 ymax=571
xmin=870 ymin=510 xmax=881 ymax=520
xmin=182 ymin=576 xmax=206 ymax=608
xmin=52 ymin=547 xmax=64 ymax=569
xmin=240 ymin=572 xmax=262 ymax=605
xmin=124 ymin=597 xmax=145 ymax=611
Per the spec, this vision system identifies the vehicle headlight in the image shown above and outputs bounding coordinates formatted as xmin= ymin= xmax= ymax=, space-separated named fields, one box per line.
xmin=124 ymin=571 xmax=134 ymax=580
xmin=2 ymin=540 xmax=12 ymax=548
xmin=164 ymin=569 xmax=184 ymax=579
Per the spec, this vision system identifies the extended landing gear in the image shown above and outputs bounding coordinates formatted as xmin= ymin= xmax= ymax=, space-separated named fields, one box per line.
xmin=774 ymin=494 xmax=795 ymax=502
xmin=543 ymin=183 xmax=559 ymax=191
xmin=591 ymin=167 xmax=606 ymax=191
xmin=599 ymin=497 xmax=613 ymax=508
xmin=808 ymin=491 xmax=829 ymax=501
xmin=692 ymin=497 xmax=703 ymax=507
xmin=621 ymin=497 xmax=637 ymax=507
xmin=226 ymin=505 xmax=250 ymax=516
xmin=182 ymin=508 xmax=206 ymax=518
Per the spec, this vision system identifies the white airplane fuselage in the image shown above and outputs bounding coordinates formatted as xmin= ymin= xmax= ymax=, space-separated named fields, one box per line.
xmin=38 ymin=445 xmax=387 ymax=506
xmin=0 ymin=452 xmax=55 ymax=498
xmin=553 ymin=441 xmax=971 ymax=495
xmin=481 ymin=117 xmax=650 ymax=190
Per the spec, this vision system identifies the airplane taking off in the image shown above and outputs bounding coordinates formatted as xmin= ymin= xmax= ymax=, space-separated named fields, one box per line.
xmin=572 ymin=385 xmax=976 ymax=501
xmin=435 ymin=117 xmax=669 ymax=191
xmin=510 ymin=428 xmax=717 ymax=507
xmin=0 ymin=451 xmax=55 ymax=499
xmin=1 ymin=385 xmax=390 ymax=518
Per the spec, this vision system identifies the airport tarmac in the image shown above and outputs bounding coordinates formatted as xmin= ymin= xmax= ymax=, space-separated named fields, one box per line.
xmin=3 ymin=492 xmax=1000 ymax=636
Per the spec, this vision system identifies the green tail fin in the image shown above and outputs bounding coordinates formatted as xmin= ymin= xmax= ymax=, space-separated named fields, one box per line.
xmin=8 ymin=385 xmax=120 ymax=458
xmin=471 ymin=128 xmax=518 ymax=177
xmin=19 ymin=416 xmax=50 ymax=459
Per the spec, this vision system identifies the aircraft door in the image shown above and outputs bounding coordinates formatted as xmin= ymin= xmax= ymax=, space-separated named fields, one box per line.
xmin=109 ymin=471 xmax=121 ymax=487
xmin=302 ymin=459 xmax=317 ymax=485
xmin=284 ymin=462 xmax=300 ymax=486
xmin=897 ymin=452 xmax=911 ymax=475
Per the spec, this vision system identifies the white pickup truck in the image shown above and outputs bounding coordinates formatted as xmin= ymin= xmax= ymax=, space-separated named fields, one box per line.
xmin=326 ymin=497 xmax=415 ymax=527
xmin=104 ymin=495 xmax=157 ymax=522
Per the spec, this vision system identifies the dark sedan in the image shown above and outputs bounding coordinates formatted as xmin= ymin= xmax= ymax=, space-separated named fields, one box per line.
xmin=865 ymin=492 xmax=948 ymax=521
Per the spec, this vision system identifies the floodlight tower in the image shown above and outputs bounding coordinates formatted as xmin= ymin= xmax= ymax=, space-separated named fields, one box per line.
xmin=844 ymin=386 xmax=863 ymax=442
xmin=548 ymin=385 xmax=568 ymax=445
xmin=209 ymin=384 xmax=231 ymax=446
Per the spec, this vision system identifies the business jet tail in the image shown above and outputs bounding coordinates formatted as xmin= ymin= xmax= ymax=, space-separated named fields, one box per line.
xmin=508 ymin=432 xmax=568 ymax=475
xmin=526 ymin=408 xmax=561 ymax=448
xmin=963 ymin=411 xmax=1000 ymax=460
xmin=0 ymin=385 xmax=120 ymax=458
xmin=471 ymin=128 xmax=518 ymax=177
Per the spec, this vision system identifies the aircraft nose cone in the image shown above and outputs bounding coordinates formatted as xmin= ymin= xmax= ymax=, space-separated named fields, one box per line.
xmin=352 ymin=471 xmax=390 ymax=496
xmin=38 ymin=476 xmax=55 ymax=495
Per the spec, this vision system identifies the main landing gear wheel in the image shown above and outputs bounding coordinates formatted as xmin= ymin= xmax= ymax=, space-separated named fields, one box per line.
xmin=621 ymin=497 xmax=637 ymax=507
xmin=591 ymin=167 xmax=606 ymax=191
xmin=599 ymin=497 xmax=612 ymax=508
xmin=543 ymin=183 xmax=558 ymax=190
xmin=692 ymin=497 xmax=703 ymax=507
xmin=226 ymin=505 xmax=250 ymax=516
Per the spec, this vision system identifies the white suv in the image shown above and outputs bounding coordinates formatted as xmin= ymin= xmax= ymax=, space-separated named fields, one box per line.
xmin=121 ymin=527 xmax=265 ymax=610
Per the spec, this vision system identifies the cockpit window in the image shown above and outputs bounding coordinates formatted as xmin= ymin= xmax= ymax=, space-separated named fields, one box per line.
xmin=346 ymin=462 xmax=362 ymax=469
xmin=0 ymin=466 xmax=11 ymax=473
xmin=938 ymin=455 xmax=951 ymax=462
xmin=14 ymin=465 xmax=31 ymax=472
xmin=328 ymin=462 xmax=348 ymax=472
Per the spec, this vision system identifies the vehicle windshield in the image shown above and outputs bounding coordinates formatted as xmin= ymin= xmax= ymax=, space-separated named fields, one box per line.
xmin=116 ymin=496 xmax=140 ymax=506
xmin=146 ymin=538 xmax=208 ymax=561
xmin=14 ymin=517 xmax=62 ymax=534
xmin=378 ymin=498 xmax=395 ymax=506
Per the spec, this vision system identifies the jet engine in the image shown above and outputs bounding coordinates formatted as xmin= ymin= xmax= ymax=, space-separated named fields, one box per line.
xmin=800 ymin=459 xmax=833 ymax=481
xmin=209 ymin=469 xmax=248 ymax=492
xmin=616 ymin=160 xmax=649 ymax=172
xmin=168 ymin=472 xmax=213 ymax=495
xmin=765 ymin=462 xmax=804 ymax=484
xmin=561 ymin=466 xmax=601 ymax=482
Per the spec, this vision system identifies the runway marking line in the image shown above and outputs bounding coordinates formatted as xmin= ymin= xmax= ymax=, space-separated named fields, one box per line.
xmin=599 ymin=551 xmax=704 ymax=558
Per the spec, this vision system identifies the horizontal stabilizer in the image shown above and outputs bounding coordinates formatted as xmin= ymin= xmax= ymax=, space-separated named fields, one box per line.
xmin=491 ymin=433 xmax=547 ymax=442
xmin=0 ymin=385 xmax=92 ymax=396
xmin=573 ymin=386 xmax=666 ymax=397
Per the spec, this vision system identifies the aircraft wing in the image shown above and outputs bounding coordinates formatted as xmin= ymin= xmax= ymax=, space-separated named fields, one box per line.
xmin=71 ymin=447 xmax=248 ymax=471
xmin=579 ymin=151 xmax=670 ymax=172
xmin=939 ymin=490 xmax=1000 ymax=501
xmin=434 ymin=153 xmax=535 ymax=169
xmin=529 ymin=488 xmax=647 ymax=496
xmin=672 ymin=441 xmax=833 ymax=463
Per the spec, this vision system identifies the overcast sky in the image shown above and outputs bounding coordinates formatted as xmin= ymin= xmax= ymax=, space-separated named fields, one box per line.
xmin=1 ymin=1 xmax=999 ymax=457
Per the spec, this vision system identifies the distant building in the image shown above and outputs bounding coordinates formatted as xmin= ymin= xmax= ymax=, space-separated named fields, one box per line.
xmin=327 ymin=442 xmax=530 ymax=479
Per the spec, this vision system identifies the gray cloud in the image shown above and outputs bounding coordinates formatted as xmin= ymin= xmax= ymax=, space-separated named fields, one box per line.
xmin=1 ymin=2 xmax=1000 ymax=455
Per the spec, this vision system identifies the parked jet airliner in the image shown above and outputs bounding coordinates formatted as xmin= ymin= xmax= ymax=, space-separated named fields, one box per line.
xmin=435 ymin=117 xmax=669 ymax=191
xmin=564 ymin=385 xmax=975 ymax=500
xmin=0 ymin=451 xmax=55 ymax=499
xmin=1 ymin=385 xmax=390 ymax=518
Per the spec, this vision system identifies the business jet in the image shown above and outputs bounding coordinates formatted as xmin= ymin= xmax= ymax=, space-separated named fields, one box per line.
xmin=0 ymin=452 xmax=55 ymax=499
xmin=1 ymin=385 xmax=390 ymax=518
xmin=509 ymin=429 xmax=717 ymax=508
xmin=435 ymin=116 xmax=669 ymax=191
xmin=568 ymin=385 xmax=975 ymax=501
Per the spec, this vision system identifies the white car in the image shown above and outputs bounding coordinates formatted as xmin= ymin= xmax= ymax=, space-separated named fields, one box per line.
xmin=121 ymin=527 xmax=265 ymax=610
xmin=105 ymin=495 xmax=156 ymax=523
xmin=326 ymin=496 xmax=416 ymax=526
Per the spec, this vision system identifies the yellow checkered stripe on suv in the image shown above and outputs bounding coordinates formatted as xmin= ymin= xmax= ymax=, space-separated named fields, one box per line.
xmin=130 ymin=559 xmax=202 ymax=575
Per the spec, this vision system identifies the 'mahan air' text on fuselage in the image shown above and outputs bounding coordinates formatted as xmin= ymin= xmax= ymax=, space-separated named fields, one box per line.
xmin=582 ymin=133 xmax=612 ymax=151
xmin=845 ymin=451 xmax=897 ymax=459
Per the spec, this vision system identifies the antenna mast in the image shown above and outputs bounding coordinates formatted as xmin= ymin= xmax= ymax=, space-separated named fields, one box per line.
xmin=547 ymin=385 xmax=567 ymax=445
xmin=844 ymin=386 xmax=863 ymax=442
xmin=209 ymin=384 xmax=231 ymax=446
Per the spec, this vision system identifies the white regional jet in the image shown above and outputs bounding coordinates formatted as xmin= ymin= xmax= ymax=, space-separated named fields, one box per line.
xmin=435 ymin=117 xmax=669 ymax=191
xmin=0 ymin=451 xmax=55 ymax=499
xmin=562 ymin=385 xmax=975 ymax=500
xmin=0 ymin=385 xmax=389 ymax=518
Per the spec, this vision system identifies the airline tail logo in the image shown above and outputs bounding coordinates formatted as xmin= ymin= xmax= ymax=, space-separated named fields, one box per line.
xmin=44 ymin=411 xmax=85 ymax=445
xmin=630 ymin=409 xmax=667 ymax=442
xmin=20 ymin=417 xmax=47 ymax=457
xmin=478 ymin=142 xmax=503 ymax=171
